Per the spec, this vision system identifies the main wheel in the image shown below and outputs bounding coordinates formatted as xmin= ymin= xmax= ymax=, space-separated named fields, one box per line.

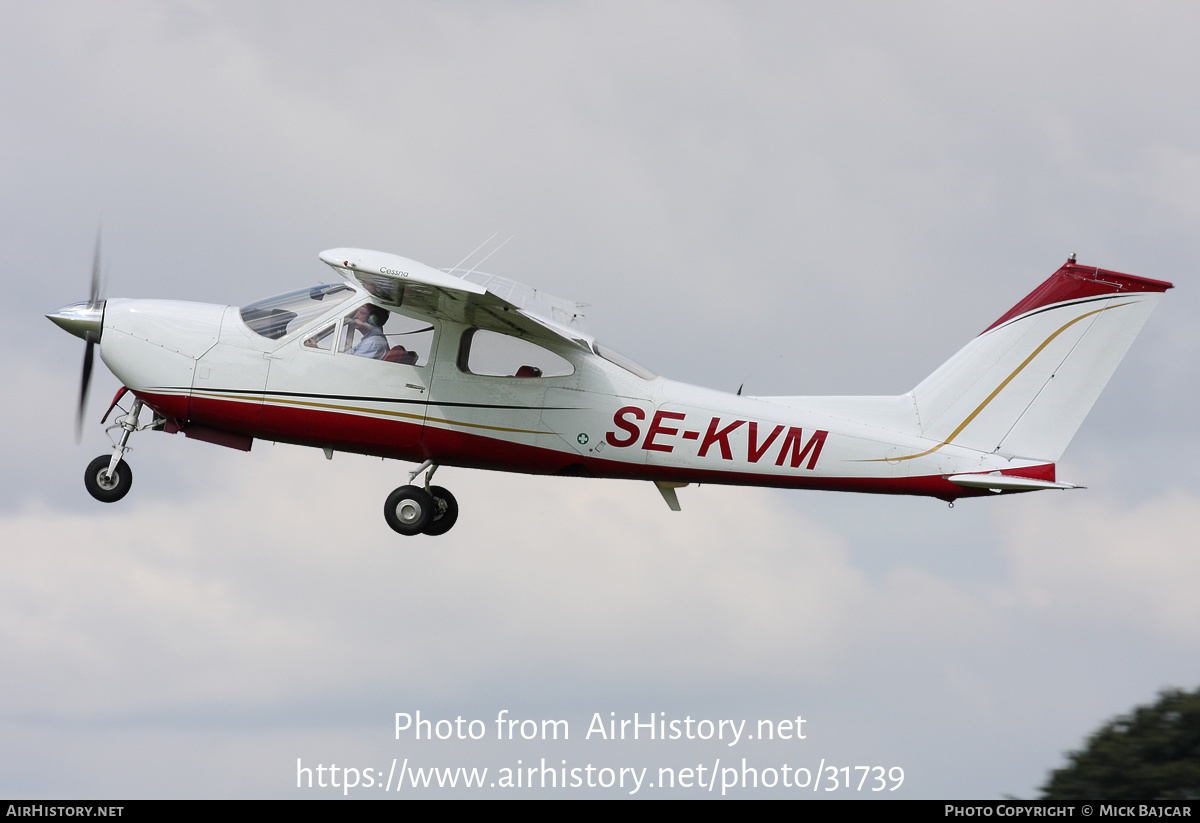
xmin=84 ymin=455 xmax=132 ymax=503
xmin=422 ymin=486 xmax=459 ymax=536
xmin=384 ymin=485 xmax=434 ymax=535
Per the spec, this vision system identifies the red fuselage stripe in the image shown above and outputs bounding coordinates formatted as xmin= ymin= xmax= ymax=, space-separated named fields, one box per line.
xmin=131 ymin=390 xmax=1025 ymax=501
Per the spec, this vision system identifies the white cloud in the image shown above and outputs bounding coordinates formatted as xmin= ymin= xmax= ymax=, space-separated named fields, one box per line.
xmin=998 ymin=491 xmax=1200 ymax=646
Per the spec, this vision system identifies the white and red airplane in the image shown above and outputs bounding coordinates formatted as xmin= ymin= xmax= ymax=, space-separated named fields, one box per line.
xmin=47 ymin=246 xmax=1172 ymax=536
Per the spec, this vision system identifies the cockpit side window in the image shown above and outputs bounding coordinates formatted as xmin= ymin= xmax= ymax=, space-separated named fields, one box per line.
xmin=336 ymin=302 xmax=436 ymax=367
xmin=458 ymin=328 xmax=574 ymax=377
xmin=240 ymin=284 xmax=355 ymax=339
xmin=303 ymin=323 xmax=337 ymax=351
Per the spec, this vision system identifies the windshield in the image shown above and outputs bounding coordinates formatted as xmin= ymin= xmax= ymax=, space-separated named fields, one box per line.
xmin=240 ymin=284 xmax=356 ymax=339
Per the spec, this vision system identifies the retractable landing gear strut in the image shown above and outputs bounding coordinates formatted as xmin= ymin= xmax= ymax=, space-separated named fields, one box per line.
xmin=383 ymin=460 xmax=459 ymax=536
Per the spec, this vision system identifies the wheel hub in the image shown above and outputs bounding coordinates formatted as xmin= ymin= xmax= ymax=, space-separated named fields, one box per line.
xmin=396 ymin=500 xmax=422 ymax=524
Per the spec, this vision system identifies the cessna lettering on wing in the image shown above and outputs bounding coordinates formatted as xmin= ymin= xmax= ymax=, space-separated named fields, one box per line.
xmin=606 ymin=407 xmax=829 ymax=469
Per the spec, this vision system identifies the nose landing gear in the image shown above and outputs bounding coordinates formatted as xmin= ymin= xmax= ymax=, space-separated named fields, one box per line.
xmin=84 ymin=455 xmax=132 ymax=502
xmin=83 ymin=394 xmax=161 ymax=504
xmin=384 ymin=461 xmax=459 ymax=536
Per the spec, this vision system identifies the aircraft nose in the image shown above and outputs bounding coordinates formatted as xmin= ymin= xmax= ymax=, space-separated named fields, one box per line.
xmin=46 ymin=300 xmax=105 ymax=343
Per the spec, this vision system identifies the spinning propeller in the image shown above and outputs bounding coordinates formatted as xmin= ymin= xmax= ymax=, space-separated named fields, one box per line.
xmin=46 ymin=232 xmax=106 ymax=442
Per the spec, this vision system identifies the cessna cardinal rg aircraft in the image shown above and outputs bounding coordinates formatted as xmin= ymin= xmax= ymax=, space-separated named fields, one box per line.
xmin=47 ymin=247 xmax=1172 ymax=537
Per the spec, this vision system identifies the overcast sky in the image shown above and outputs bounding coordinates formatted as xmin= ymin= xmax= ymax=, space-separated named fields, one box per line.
xmin=3 ymin=1 xmax=1198 ymax=798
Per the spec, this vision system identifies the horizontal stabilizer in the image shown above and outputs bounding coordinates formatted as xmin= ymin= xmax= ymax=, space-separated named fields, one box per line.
xmin=946 ymin=473 xmax=1081 ymax=492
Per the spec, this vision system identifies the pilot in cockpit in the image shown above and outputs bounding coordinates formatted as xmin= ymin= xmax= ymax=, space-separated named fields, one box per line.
xmin=345 ymin=304 xmax=390 ymax=359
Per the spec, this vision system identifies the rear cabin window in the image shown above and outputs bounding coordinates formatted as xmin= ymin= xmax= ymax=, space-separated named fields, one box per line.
xmin=458 ymin=329 xmax=574 ymax=378
xmin=594 ymin=343 xmax=657 ymax=380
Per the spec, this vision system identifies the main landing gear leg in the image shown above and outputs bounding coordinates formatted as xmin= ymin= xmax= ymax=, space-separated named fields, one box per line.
xmin=383 ymin=461 xmax=459 ymax=537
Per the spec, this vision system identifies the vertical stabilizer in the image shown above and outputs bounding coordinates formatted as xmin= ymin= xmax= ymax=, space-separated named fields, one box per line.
xmin=911 ymin=261 xmax=1172 ymax=462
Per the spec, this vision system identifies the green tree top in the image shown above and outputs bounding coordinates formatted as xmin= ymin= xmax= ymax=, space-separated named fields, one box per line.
xmin=1040 ymin=686 xmax=1200 ymax=800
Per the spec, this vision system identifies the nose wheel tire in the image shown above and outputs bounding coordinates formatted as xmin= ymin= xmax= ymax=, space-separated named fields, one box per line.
xmin=84 ymin=455 xmax=132 ymax=503
xmin=384 ymin=485 xmax=435 ymax=536
xmin=422 ymin=486 xmax=459 ymax=536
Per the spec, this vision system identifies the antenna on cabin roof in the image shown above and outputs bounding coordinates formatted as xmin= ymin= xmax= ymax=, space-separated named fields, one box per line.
xmin=449 ymin=231 xmax=500 ymax=273
xmin=461 ymin=234 xmax=515 ymax=280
